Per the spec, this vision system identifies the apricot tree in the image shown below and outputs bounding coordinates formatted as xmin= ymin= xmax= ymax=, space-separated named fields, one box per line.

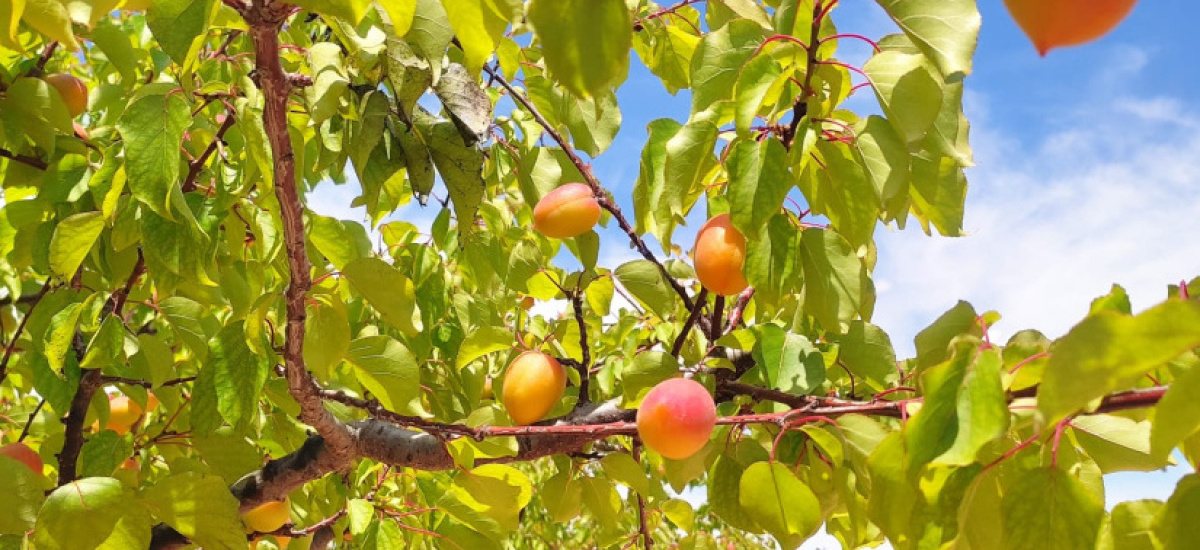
xmin=1 ymin=0 xmax=1197 ymax=549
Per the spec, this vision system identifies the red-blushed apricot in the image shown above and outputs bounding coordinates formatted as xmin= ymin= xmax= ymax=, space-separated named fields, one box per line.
xmin=532 ymin=183 xmax=601 ymax=239
xmin=693 ymin=214 xmax=749 ymax=296
xmin=502 ymin=351 xmax=567 ymax=425
xmin=0 ymin=442 xmax=43 ymax=475
xmin=637 ymin=378 xmax=716 ymax=460
xmin=44 ymin=73 xmax=88 ymax=118
xmin=1003 ymin=0 xmax=1137 ymax=56
xmin=243 ymin=498 xmax=291 ymax=534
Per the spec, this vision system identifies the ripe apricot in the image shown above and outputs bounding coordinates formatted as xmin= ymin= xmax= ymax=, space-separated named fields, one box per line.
xmin=97 ymin=393 xmax=158 ymax=435
xmin=243 ymin=498 xmax=291 ymax=534
xmin=1003 ymin=0 xmax=1137 ymax=55
xmin=0 ymin=442 xmax=43 ymax=475
xmin=636 ymin=378 xmax=716 ymax=460
xmin=693 ymin=214 xmax=749 ymax=296
xmin=502 ymin=351 xmax=567 ymax=425
xmin=44 ymin=73 xmax=88 ymax=118
xmin=532 ymin=183 xmax=601 ymax=239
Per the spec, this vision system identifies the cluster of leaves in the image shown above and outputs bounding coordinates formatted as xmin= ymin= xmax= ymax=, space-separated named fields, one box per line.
xmin=0 ymin=0 xmax=1199 ymax=549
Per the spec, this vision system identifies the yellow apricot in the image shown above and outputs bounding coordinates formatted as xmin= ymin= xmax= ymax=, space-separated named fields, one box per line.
xmin=533 ymin=183 xmax=601 ymax=239
xmin=502 ymin=351 xmax=567 ymax=425
xmin=0 ymin=442 xmax=44 ymax=475
xmin=242 ymin=498 xmax=291 ymax=534
xmin=1003 ymin=0 xmax=1138 ymax=55
xmin=44 ymin=73 xmax=88 ymax=118
xmin=636 ymin=378 xmax=716 ymax=460
xmin=693 ymin=214 xmax=749 ymax=296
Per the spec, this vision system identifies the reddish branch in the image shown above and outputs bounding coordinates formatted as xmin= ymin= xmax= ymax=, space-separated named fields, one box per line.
xmin=633 ymin=0 xmax=706 ymax=29
xmin=0 ymin=280 xmax=51 ymax=385
xmin=244 ymin=0 xmax=354 ymax=455
xmin=482 ymin=65 xmax=696 ymax=313
xmin=782 ymin=0 xmax=826 ymax=149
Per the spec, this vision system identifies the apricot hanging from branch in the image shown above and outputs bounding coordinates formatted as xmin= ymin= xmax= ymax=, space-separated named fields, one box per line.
xmin=1003 ymin=0 xmax=1138 ymax=55
xmin=533 ymin=183 xmax=601 ymax=239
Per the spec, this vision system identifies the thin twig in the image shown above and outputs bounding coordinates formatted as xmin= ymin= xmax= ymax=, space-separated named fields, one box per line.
xmin=482 ymin=65 xmax=695 ymax=312
xmin=570 ymin=289 xmax=591 ymax=404
xmin=671 ymin=289 xmax=708 ymax=357
xmin=0 ymin=280 xmax=52 ymax=385
xmin=632 ymin=443 xmax=652 ymax=548
xmin=18 ymin=399 xmax=45 ymax=442
xmin=0 ymin=148 xmax=49 ymax=170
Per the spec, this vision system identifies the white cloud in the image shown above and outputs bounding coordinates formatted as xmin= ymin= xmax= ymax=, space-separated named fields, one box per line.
xmin=872 ymin=82 xmax=1200 ymax=357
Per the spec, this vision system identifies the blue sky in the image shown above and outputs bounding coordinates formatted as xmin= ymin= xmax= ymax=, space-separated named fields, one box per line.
xmin=308 ymin=0 xmax=1200 ymax=539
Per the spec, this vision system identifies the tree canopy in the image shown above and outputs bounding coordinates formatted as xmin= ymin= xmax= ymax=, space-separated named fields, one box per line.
xmin=0 ymin=0 xmax=1198 ymax=549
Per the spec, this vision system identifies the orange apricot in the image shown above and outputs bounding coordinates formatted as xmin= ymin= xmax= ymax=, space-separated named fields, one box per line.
xmin=636 ymin=378 xmax=716 ymax=460
xmin=0 ymin=442 xmax=43 ymax=475
xmin=44 ymin=73 xmax=88 ymax=118
xmin=532 ymin=183 xmax=601 ymax=239
xmin=1003 ymin=0 xmax=1138 ymax=56
xmin=98 ymin=393 xmax=157 ymax=435
xmin=692 ymin=214 xmax=749 ymax=296
xmin=501 ymin=351 xmax=567 ymax=425
xmin=243 ymin=498 xmax=291 ymax=534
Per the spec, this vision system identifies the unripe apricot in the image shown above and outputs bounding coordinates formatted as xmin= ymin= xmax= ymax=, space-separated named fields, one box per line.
xmin=636 ymin=378 xmax=716 ymax=460
xmin=243 ymin=498 xmax=291 ymax=534
xmin=693 ymin=214 xmax=749 ymax=296
xmin=1003 ymin=0 xmax=1137 ymax=56
xmin=44 ymin=73 xmax=88 ymax=118
xmin=502 ymin=351 xmax=567 ymax=425
xmin=0 ymin=442 xmax=44 ymax=475
xmin=532 ymin=183 xmax=601 ymax=239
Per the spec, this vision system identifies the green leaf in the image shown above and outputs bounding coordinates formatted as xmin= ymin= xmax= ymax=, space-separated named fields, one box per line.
xmin=116 ymin=84 xmax=192 ymax=219
xmin=812 ymin=140 xmax=881 ymax=249
xmin=304 ymin=294 xmax=350 ymax=380
xmin=622 ymin=351 xmax=679 ymax=404
xmin=439 ymin=0 xmax=513 ymax=75
xmin=728 ymin=138 xmax=791 ymax=240
xmin=34 ymin=478 xmax=128 ymax=550
xmin=385 ymin=33 xmax=432 ymax=123
xmin=541 ymin=470 xmax=583 ymax=523
xmin=19 ymin=0 xmax=81 ymax=50
xmin=90 ymin=21 xmax=138 ymax=83
xmin=600 ymin=453 xmax=650 ymax=497
xmin=662 ymin=119 xmax=717 ymax=223
xmin=45 ymin=301 xmax=86 ymax=374
xmin=689 ymin=19 xmax=765 ymax=117
xmin=1072 ymin=414 xmax=1167 ymax=473
xmin=914 ymin=300 xmax=978 ymax=370
xmin=872 ymin=0 xmax=980 ymax=80
xmin=309 ymin=213 xmax=371 ymax=270
xmin=709 ymin=440 xmax=766 ymax=533
xmin=528 ymin=0 xmax=631 ymax=98
xmin=855 ymin=115 xmax=911 ymax=219
xmin=0 ymin=455 xmax=44 ymax=534
xmin=433 ymin=62 xmax=493 ymax=144
xmin=910 ymin=149 xmax=968 ymax=237
xmin=863 ymin=50 xmax=943 ymax=145
xmin=1157 ymin=474 xmax=1200 ymax=550
xmin=799 ymin=228 xmax=875 ymax=332
xmin=348 ymin=335 xmax=422 ymax=415
xmin=614 ymin=260 xmax=674 ymax=319
xmin=2 ymin=77 xmax=72 ymax=155
xmin=733 ymin=53 xmax=785 ymax=136
xmin=48 ymin=211 xmax=104 ymax=280
xmin=142 ymin=473 xmax=244 ymax=550
xmin=738 ymin=461 xmax=821 ymax=548
xmin=306 ymin=42 xmax=350 ymax=126
xmin=342 ymin=257 xmax=423 ymax=336
xmin=637 ymin=24 xmax=700 ymax=94
xmin=1097 ymin=500 xmax=1163 ymax=550
xmin=633 ymin=118 xmax=683 ymax=250
xmin=934 ymin=346 xmax=1009 ymax=466
xmin=456 ymin=325 xmax=512 ymax=370
xmin=752 ymin=324 xmax=825 ymax=395
xmin=1000 ymin=467 xmax=1103 ymax=550
xmin=211 ymin=321 xmax=270 ymax=430
xmin=146 ymin=0 xmax=214 ymax=69
xmin=744 ymin=213 xmax=803 ymax=306
xmin=579 ymin=476 xmax=622 ymax=528
xmin=833 ymin=321 xmax=900 ymax=394
xmin=1039 ymin=300 xmax=1200 ymax=424
xmin=78 ymin=431 xmax=133 ymax=478
xmin=1151 ymin=363 xmax=1200 ymax=459
xmin=405 ymin=0 xmax=453 ymax=78
xmin=425 ymin=118 xmax=484 ymax=240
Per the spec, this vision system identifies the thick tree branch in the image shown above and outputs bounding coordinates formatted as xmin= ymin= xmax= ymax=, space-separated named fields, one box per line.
xmin=570 ymin=289 xmax=591 ymax=404
xmin=244 ymin=0 xmax=354 ymax=454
